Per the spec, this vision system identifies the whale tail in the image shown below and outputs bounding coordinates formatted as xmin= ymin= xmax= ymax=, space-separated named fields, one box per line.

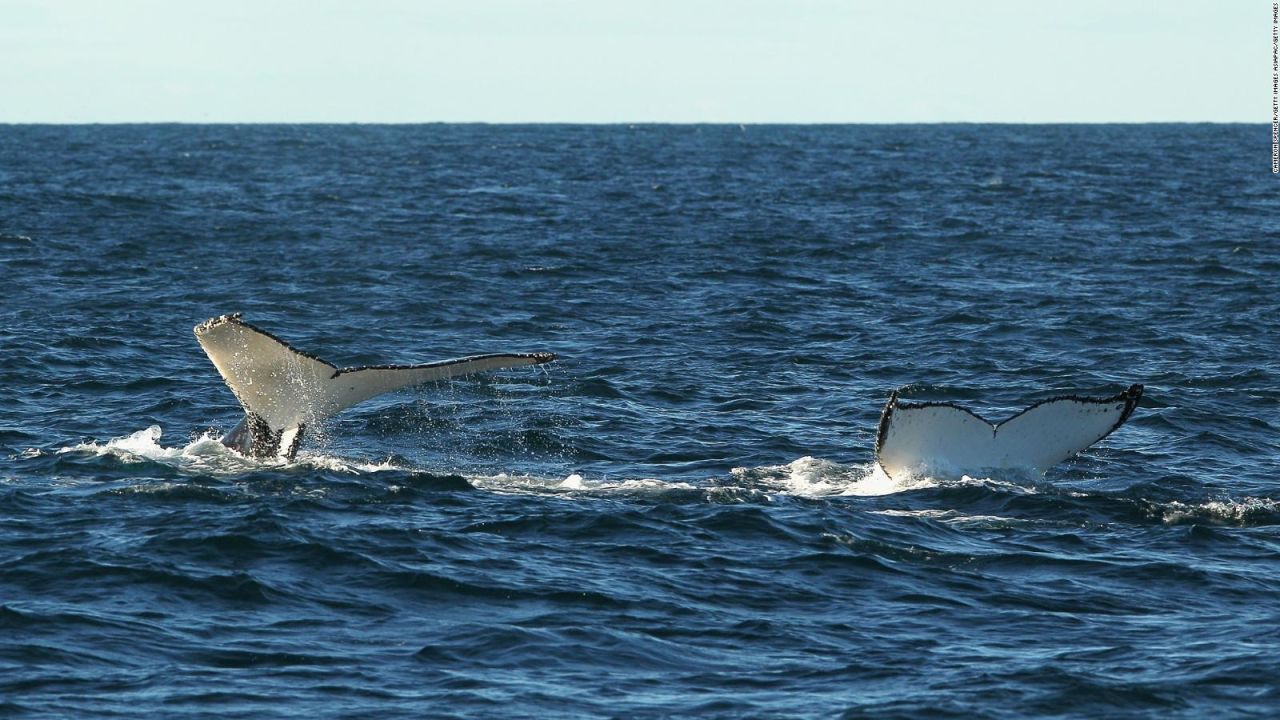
xmin=875 ymin=384 xmax=1143 ymax=480
xmin=194 ymin=314 xmax=556 ymax=460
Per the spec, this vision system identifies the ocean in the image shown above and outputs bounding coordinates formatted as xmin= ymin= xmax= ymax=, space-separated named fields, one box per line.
xmin=1 ymin=123 xmax=1277 ymax=718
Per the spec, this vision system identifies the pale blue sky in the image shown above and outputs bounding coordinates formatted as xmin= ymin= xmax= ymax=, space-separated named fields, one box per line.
xmin=0 ymin=0 xmax=1261 ymax=122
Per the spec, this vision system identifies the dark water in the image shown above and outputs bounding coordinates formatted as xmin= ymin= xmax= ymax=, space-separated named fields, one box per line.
xmin=1 ymin=124 xmax=1278 ymax=718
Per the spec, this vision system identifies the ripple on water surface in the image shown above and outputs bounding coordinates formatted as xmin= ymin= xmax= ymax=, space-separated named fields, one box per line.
xmin=1 ymin=124 xmax=1278 ymax=717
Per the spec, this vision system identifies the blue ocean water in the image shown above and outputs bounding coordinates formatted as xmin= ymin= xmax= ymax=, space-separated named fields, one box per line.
xmin=0 ymin=124 xmax=1278 ymax=718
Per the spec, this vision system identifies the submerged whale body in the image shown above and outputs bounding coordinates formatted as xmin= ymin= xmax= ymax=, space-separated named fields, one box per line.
xmin=875 ymin=384 xmax=1144 ymax=481
xmin=194 ymin=314 xmax=556 ymax=460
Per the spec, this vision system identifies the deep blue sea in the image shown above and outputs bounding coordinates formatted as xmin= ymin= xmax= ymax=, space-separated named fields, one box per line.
xmin=1 ymin=124 xmax=1278 ymax=718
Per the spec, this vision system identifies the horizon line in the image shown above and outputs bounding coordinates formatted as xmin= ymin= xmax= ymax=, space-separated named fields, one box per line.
xmin=0 ymin=120 xmax=1264 ymax=126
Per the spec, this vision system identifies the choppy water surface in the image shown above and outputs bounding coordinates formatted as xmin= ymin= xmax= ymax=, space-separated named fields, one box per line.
xmin=1 ymin=124 xmax=1278 ymax=718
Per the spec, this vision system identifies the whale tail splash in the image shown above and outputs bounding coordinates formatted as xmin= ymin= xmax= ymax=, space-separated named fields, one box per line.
xmin=875 ymin=384 xmax=1144 ymax=481
xmin=194 ymin=314 xmax=556 ymax=460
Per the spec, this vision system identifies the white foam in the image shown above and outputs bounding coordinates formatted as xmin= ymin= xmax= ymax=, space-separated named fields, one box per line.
xmin=870 ymin=508 xmax=1025 ymax=526
xmin=468 ymin=471 xmax=697 ymax=497
xmin=292 ymin=452 xmax=404 ymax=475
xmin=61 ymin=425 xmax=230 ymax=465
xmin=57 ymin=424 xmax=385 ymax=476
xmin=1158 ymin=496 xmax=1280 ymax=525
xmin=729 ymin=456 xmax=941 ymax=497
xmin=842 ymin=464 xmax=943 ymax=497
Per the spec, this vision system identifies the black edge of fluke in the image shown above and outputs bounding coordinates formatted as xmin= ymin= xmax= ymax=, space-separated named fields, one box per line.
xmin=874 ymin=389 xmax=901 ymax=455
xmin=329 ymin=351 xmax=558 ymax=379
xmin=197 ymin=314 xmax=558 ymax=375
xmin=286 ymin=422 xmax=306 ymax=460
xmin=194 ymin=313 xmax=339 ymax=368
xmin=874 ymin=383 xmax=1146 ymax=458
xmin=1113 ymin=383 xmax=1144 ymax=431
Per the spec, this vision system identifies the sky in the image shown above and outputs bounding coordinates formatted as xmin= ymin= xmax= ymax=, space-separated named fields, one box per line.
xmin=0 ymin=0 xmax=1263 ymax=123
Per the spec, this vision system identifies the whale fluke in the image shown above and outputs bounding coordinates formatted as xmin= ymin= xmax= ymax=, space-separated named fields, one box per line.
xmin=875 ymin=384 xmax=1143 ymax=480
xmin=194 ymin=313 xmax=556 ymax=460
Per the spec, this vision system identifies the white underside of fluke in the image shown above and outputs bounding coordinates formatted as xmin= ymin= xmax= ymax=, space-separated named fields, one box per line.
xmin=875 ymin=385 xmax=1143 ymax=480
xmin=194 ymin=314 xmax=555 ymax=460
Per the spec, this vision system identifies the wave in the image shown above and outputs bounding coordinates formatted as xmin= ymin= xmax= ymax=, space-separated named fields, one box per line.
xmin=50 ymin=428 xmax=921 ymax=502
xmin=42 ymin=428 xmax=1280 ymax=527
xmin=51 ymin=425 xmax=505 ymax=475
xmin=50 ymin=425 xmax=704 ymax=502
